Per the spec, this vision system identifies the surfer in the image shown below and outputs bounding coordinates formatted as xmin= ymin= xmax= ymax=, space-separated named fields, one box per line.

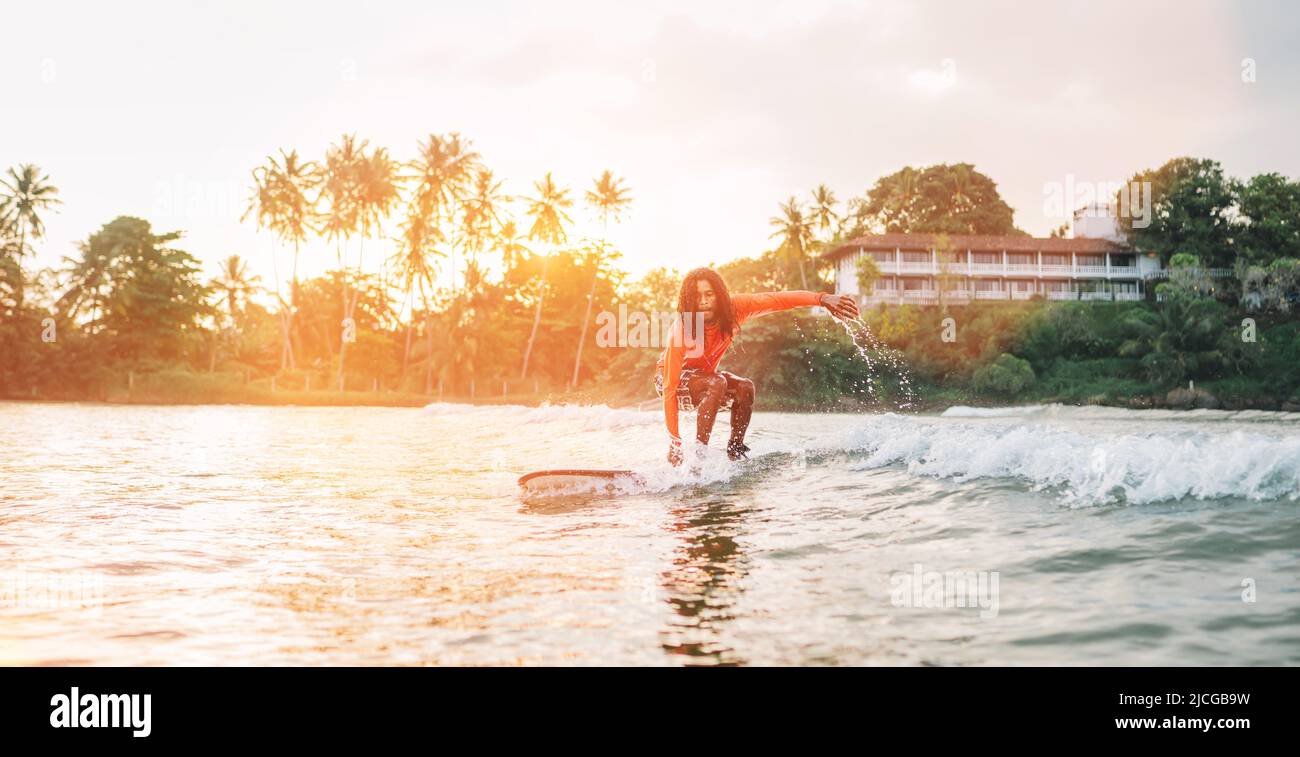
xmin=656 ymin=268 xmax=860 ymax=466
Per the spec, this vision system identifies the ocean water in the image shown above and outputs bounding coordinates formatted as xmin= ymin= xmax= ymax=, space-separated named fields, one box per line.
xmin=1 ymin=400 xmax=1297 ymax=666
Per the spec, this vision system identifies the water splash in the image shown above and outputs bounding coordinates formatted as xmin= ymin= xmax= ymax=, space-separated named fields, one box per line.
xmin=832 ymin=313 xmax=918 ymax=411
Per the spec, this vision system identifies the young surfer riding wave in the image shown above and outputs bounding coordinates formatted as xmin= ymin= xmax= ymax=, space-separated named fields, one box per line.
xmin=656 ymin=268 xmax=860 ymax=466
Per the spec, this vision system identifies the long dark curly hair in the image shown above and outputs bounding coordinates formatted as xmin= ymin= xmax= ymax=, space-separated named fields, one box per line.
xmin=677 ymin=267 xmax=738 ymax=338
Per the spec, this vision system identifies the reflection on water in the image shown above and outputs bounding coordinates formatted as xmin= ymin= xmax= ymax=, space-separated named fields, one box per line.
xmin=2 ymin=401 xmax=1298 ymax=666
xmin=660 ymin=499 xmax=752 ymax=666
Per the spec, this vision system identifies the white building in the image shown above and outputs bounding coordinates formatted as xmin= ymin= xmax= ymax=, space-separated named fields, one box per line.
xmin=825 ymin=231 xmax=1162 ymax=307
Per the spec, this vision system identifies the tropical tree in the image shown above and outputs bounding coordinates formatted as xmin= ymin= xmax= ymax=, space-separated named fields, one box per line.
xmin=241 ymin=149 xmax=318 ymax=369
xmin=848 ymin=163 xmax=1020 ymax=237
xmin=210 ymin=254 xmax=261 ymax=321
xmin=572 ymin=170 xmax=631 ymax=387
xmin=208 ymin=254 xmax=262 ymax=371
xmin=59 ymin=217 xmax=211 ymax=365
xmin=769 ymin=197 xmax=814 ymax=289
xmin=520 ymin=172 xmax=573 ymax=380
xmin=408 ymin=133 xmax=480 ymax=293
xmin=495 ymin=219 xmax=531 ymax=272
xmin=337 ymin=145 xmax=401 ymax=389
xmin=462 ymin=168 xmax=508 ymax=270
xmin=1118 ymin=157 xmax=1237 ymax=267
xmin=809 ymin=184 xmax=840 ymax=242
xmin=0 ymin=164 xmax=61 ymax=308
xmin=318 ymin=134 xmax=369 ymax=387
xmin=389 ymin=199 xmax=444 ymax=386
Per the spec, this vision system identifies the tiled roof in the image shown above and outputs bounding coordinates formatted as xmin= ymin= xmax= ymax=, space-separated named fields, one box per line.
xmin=822 ymin=233 xmax=1133 ymax=259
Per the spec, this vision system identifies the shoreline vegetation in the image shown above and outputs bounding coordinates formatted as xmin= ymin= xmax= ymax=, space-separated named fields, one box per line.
xmin=4 ymin=155 xmax=1300 ymax=412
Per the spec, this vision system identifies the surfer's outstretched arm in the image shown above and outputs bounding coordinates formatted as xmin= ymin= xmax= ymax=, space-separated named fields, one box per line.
xmin=732 ymin=291 xmax=860 ymax=323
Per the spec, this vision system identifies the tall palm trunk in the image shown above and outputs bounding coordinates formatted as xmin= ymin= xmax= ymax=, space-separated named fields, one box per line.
xmin=520 ymin=254 xmax=549 ymax=380
xmin=14 ymin=220 xmax=26 ymax=310
xmin=424 ymin=311 xmax=435 ymax=394
xmin=401 ymin=285 xmax=414 ymax=382
xmin=796 ymin=242 xmax=809 ymax=289
xmin=287 ymin=239 xmax=300 ymax=370
xmin=268 ymin=238 xmax=292 ymax=371
xmin=570 ymin=273 xmax=596 ymax=388
xmin=336 ymin=237 xmax=349 ymax=391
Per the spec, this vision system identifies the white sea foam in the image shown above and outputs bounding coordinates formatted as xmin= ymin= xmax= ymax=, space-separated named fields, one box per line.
xmin=841 ymin=413 xmax=1300 ymax=506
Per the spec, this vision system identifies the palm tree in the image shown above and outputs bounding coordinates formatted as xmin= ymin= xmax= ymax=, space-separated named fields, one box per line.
xmin=809 ymin=184 xmax=840 ymax=241
xmin=389 ymin=199 xmax=444 ymax=386
xmin=0 ymin=164 xmax=61 ymax=308
xmin=495 ymin=219 xmax=531 ymax=273
xmin=769 ymin=197 xmax=813 ymax=289
xmin=462 ymin=168 xmax=508 ymax=272
xmin=520 ymin=172 xmax=573 ymax=380
xmin=572 ymin=170 xmax=631 ymax=387
xmin=210 ymin=254 xmax=261 ymax=320
xmin=408 ymin=133 xmax=480 ymax=293
xmin=337 ymin=146 xmax=401 ymax=389
xmin=242 ymin=161 xmax=293 ymax=369
xmin=318 ymin=134 xmax=368 ymax=387
xmin=241 ymin=149 xmax=318 ymax=369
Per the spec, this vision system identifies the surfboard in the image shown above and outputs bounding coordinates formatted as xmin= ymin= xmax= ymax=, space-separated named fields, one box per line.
xmin=517 ymin=469 xmax=646 ymax=494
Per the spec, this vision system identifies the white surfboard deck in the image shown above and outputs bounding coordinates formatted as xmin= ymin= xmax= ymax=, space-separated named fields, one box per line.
xmin=517 ymin=469 xmax=646 ymax=494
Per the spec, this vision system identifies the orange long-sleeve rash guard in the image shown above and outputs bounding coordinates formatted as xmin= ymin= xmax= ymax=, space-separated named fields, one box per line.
xmin=657 ymin=290 xmax=825 ymax=442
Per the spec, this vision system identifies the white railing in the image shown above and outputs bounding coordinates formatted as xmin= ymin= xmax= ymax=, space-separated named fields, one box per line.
xmin=1010 ymin=290 xmax=1036 ymax=300
xmin=855 ymin=257 xmax=1153 ymax=281
xmin=974 ymin=290 xmax=1009 ymax=300
xmin=1045 ymin=290 xmax=1076 ymax=300
xmin=1114 ymin=292 xmax=1142 ymax=301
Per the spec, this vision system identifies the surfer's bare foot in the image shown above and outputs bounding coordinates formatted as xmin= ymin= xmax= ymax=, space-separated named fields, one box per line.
xmin=668 ymin=440 xmax=683 ymax=467
xmin=726 ymin=440 xmax=750 ymax=461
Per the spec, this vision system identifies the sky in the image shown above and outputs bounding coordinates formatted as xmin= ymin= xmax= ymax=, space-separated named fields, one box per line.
xmin=3 ymin=0 xmax=1299 ymax=296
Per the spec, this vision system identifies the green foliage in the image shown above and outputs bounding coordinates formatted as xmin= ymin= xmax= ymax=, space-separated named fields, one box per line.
xmin=1236 ymin=173 xmax=1300 ymax=265
xmin=972 ymin=353 xmax=1035 ymax=395
xmin=1119 ymin=158 xmax=1237 ymax=268
xmin=855 ymin=255 xmax=881 ymax=294
xmin=844 ymin=163 xmax=1023 ymax=237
